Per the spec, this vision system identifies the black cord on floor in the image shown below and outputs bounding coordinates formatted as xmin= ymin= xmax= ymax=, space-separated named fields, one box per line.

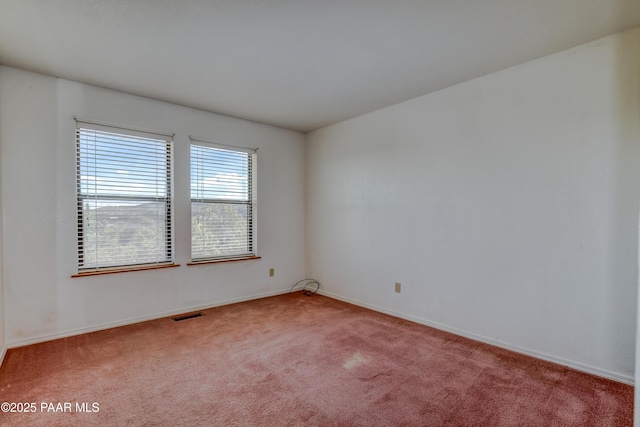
xmin=289 ymin=279 xmax=320 ymax=296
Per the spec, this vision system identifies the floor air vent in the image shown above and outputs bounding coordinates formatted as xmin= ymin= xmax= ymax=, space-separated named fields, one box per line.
xmin=172 ymin=313 xmax=204 ymax=322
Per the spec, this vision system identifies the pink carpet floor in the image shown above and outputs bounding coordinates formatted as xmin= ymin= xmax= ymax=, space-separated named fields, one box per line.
xmin=0 ymin=293 xmax=633 ymax=426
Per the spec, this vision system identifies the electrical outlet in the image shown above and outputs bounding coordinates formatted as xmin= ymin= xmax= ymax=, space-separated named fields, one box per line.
xmin=269 ymin=268 xmax=274 ymax=277
xmin=395 ymin=282 xmax=401 ymax=293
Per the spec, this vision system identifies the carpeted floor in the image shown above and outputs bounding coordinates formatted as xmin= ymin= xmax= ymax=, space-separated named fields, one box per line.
xmin=0 ymin=293 xmax=633 ymax=426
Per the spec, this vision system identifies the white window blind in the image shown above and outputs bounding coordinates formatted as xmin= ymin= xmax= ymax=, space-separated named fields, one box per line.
xmin=76 ymin=121 xmax=174 ymax=272
xmin=190 ymin=140 xmax=256 ymax=261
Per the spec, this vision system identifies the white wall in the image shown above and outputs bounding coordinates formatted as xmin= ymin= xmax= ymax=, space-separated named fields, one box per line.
xmin=0 ymin=92 xmax=4 ymax=363
xmin=0 ymin=66 xmax=306 ymax=347
xmin=306 ymin=27 xmax=640 ymax=382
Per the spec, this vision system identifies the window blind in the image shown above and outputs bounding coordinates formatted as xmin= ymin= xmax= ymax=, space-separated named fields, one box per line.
xmin=190 ymin=141 xmax=256 ymax=261
xmin=76 ymin=121 xmax=174 ymax=272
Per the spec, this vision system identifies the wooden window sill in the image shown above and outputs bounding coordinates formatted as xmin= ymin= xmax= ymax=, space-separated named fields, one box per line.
xmin=187 ymin=256 xmax=262 ymax=266
xmin=72 ymin=263 xmax=180 ymax=278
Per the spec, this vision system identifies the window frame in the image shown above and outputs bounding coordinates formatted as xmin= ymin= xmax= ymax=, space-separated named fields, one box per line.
xmin=189 ymin=138 xmax=257 ymax=263
xmin=75 ymin=119 xmax=175 ymax=274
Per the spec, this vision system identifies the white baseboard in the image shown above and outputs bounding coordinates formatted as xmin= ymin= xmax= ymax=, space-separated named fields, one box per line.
xmin=7 ymin=288 xmax=291 ymax=349
xmin=319 ymin=289 xmax=634 ymax=385
xmin=0 ymin=345 xmax=6 ymax=368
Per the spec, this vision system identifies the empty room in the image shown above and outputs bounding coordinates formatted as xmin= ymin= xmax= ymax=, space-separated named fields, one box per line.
xmin=1 ymin=0 xmax=640 ymax=425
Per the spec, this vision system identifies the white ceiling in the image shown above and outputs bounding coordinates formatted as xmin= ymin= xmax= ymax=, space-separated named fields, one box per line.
xmin=1 ymin=0 xmax=640 ymax=133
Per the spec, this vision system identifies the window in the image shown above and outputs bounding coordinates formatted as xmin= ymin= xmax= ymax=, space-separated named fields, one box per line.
xmin=190 ymin=139 xmax=256 ymax=261
xmin=76 ymin=121 xmax=174 ymax=273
